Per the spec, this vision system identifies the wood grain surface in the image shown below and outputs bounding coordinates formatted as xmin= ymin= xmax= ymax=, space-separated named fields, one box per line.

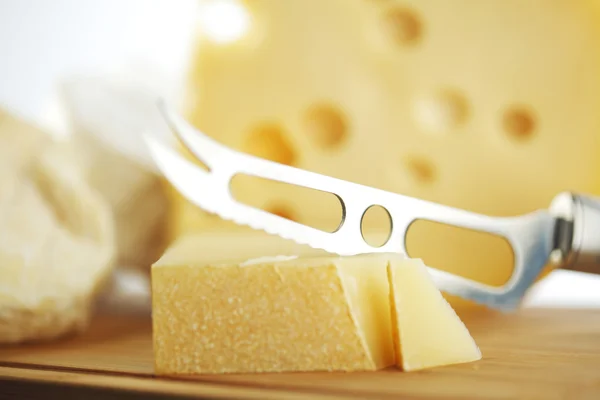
xmin=1 ymin=307 xmax=600 ymax=399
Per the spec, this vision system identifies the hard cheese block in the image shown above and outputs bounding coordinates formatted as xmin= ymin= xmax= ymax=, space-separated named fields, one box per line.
xmin=151 ymin=235 xmax=480 ymax=374
xmin=171 ymin=0 xmax=600 ymax=292
xmin=388 ymin=259 xmax=482 ymax=371
xmin=153 ymin=251 xmax=394 ymax=373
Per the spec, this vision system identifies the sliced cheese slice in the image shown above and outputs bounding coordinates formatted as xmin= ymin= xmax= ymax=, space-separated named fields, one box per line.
xmin=387 ymin=258 xmax=482 ymax=371
xmin=152 ymin=237 xmax=395 ymax=374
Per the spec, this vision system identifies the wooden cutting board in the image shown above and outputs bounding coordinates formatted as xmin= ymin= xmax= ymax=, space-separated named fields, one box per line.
xmin=1 ymin=307 xmax=600 ymax=399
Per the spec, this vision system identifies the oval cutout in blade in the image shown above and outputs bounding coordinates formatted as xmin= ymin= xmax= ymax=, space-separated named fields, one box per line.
xmin=406 ymin=219 xmax=515 ymax=287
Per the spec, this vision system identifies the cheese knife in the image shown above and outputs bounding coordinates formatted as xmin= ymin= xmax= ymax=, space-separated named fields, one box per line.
xmin=145 ymin=101 xmax=600 ymax=311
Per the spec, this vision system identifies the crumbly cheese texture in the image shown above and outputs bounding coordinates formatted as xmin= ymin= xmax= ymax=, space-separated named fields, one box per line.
xmin=152 ymin=237 xmax=396 ymax=374
xmin=0 ymin=110 xmax=116 ymax=344
xmin=152 ymin=235 xmax=481 ymax=374
xmin=387 ymin=259 xmax=482 ymax=371
xmin=171 ymin=1 xmax=600 ymax=292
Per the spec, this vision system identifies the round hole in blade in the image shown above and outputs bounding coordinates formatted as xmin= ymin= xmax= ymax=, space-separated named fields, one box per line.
xmin=361 ymin=205 xmax=392 ymax=247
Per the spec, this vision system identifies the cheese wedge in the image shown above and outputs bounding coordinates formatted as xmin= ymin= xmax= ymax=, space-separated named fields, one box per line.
xmin=152 ymin=235 xmax=482 ymax=374
xmin=387 ymin=259 xmax=482 ymax=371
xmin=152 ymin=245 xmax=395 ymax=374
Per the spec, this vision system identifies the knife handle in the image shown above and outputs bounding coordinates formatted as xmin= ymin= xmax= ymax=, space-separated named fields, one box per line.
xmin=550 ymin=192 xmax=600 ymax=275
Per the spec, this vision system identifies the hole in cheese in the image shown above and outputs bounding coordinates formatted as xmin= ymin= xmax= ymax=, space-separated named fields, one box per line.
xmin=382 ymin=7 xmax=423 ymax=46
xmin=266 ymin=203 xmax=298 ymax=222
xmin=403 ymin=156 xmax=437 ymax=184
xmin=230 ymin=173 xmax=343 ymax=233
xmin=361 ymin=205 xmax=392 ymax=247
xmin=413 ymin=89 xmax=469 ymax=133
xmin=243 ymin=123 xmax=297 ymax=166
xmin=503 ymin=106 xmax=536 ymax=141
xmin=406 ymin=219 xmax=515 ymax=287
xmin=303 ymin=103 xmax=348 ymax=150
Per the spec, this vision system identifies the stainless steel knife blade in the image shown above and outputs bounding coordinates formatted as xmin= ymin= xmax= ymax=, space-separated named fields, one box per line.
xmin=144 ymin=101 xmax=573 ymax=311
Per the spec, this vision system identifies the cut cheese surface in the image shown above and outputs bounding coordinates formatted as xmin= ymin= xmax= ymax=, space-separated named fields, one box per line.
xmin=171 ymin=0 xmax=600 ymax=298
xmin=156 ymin=232 xmax=327 ymax=267
xmin=387 ymin=259 xmax=482 ymax=371
xmin=152 ymin=247 xmax=396 ymax=374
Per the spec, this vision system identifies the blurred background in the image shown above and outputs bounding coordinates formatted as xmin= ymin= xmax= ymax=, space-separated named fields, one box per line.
xmin=2 ymin=0 xmax=600 ymax=345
